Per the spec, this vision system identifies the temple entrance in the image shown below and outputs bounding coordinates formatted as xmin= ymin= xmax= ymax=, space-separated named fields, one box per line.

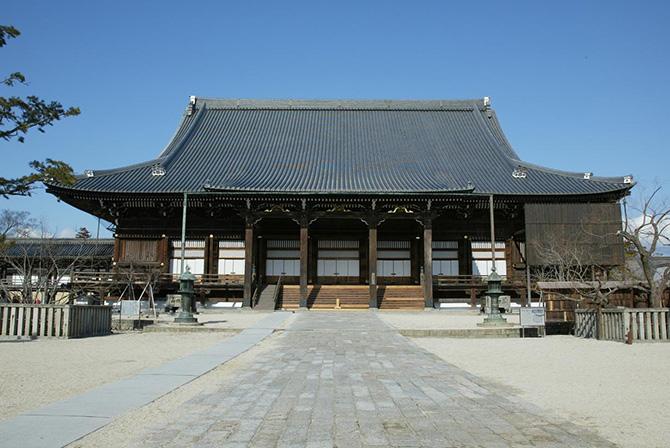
xmin=256 ymin=216 xmax=427 ymax=309
xmin=309 ymin=218 xmax=367 ymax=286
xmin=376 ymin=219 xmax=422 ymax=286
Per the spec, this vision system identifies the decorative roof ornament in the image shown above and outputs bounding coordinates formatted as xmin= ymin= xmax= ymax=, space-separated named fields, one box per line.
xmin=483 ymin=96 xmax=493 ymax=118
xmin=512 ymin=165 xmax=527 ymax=179
xmin=583 ymin=172 xmax=593 ymax=180
xmin=624 ymin=175 xmax=634 ymax=184
xmin=151 ymin=164 xmax=166 ymax=176
xmin=187 ymin=95 xmax=196 ymax=116
xmin=84 ymin=170 xmax=95 ymax=178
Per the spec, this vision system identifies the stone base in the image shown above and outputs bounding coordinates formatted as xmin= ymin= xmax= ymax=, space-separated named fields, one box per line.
xmin=144 ymin=324 xmax=237 ymax=333
xmin=112 ymin=318 xmax=155 ymax=332
xmin=171 ymin=320 xmax=203 ymax=326
xmin=477 ymin=317 xmax=514 ymax=327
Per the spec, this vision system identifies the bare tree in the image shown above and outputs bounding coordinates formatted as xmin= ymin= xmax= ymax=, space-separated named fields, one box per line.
xmin=0 ymin=236 xmax=88 ymax=303
xmin=620 ymin=187 xmax=670 ymax=308
xmin=532 ymin=233 xmax=624 ymax=308
xmin=0 ymin=209 xmax=36 ymax=239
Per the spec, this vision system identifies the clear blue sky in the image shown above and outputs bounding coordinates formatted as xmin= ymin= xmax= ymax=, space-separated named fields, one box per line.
xmin=3 ymin=0 xmax=669 ymax=237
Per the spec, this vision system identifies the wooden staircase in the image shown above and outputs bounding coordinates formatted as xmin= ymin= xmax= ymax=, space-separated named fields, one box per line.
xmin=377 ymin=286 xmax=424 ymax=310
xmin=279 ymin=285 xmax=369 ymax=310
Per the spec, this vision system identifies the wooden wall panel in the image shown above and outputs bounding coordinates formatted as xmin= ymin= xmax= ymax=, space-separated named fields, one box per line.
xmin=118 ymin=239 xmax=161 ymax=263
xmin=525 ymin=203 xmax=624 ymax=266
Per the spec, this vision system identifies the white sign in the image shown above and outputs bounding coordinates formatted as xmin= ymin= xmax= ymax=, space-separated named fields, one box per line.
xmin=520 ymin=307 xmax=545 ymax=327
xmin=120 ymin=300 xmax=141 ymax=317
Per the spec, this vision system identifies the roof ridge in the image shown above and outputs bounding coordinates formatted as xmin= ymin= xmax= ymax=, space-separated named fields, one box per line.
xmin=194 ymin=97 xmax=486 ymax=111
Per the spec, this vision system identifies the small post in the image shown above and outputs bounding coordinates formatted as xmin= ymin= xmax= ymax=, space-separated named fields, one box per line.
xmin=489 ymin=195 xmax=496 ymax=265
xmin=526 ymin=263 xmax=531 ymax=307
xmin=180 ymin=192 xmax=188 ymax=274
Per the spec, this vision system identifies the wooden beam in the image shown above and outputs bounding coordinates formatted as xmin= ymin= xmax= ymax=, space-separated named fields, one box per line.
xmin=423 ymin=220 xmax=433 ymax=308
xmin=243 ymin=224 xmax=254 ymax=307
xmin=300 ymin=223 xmax=308 ymax=308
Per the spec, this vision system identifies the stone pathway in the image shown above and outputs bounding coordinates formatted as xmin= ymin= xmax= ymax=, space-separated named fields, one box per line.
xmin=0 ymin=312 xmax=291 ymax=448
xmin=124 ymin=312 xmax=614 ymax=448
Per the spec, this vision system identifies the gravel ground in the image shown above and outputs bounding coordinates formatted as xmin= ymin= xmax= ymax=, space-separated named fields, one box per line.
xmin=0 ymin=332 xmax=231 ymax=420
xmin=378 ymin=310 xmax=520 ymax=329
xmin=414 ymin=336 xmax=670 ymax=448
xmin=154 ymin=310 xmax=272 ymax=328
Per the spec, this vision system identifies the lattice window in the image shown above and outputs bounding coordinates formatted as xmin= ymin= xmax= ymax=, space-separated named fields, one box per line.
xmin=377 ymin=240 xmax=411 ymax=277
xmin=317 ymin=240 xmax=359 ymax=249
xmin=266 ymin=240 xmax=300 ymax=276
xmin=317 ymin=240 xmax=359 ymax=277
xmin=432 ymin=241 xmax=459 ymax=276
xmin=170 ymin=240 xmax=205 ymax=274
xmin=218 ymin=240 xmax=245 ymax=275
xmin=471 ymin=241 xmax=506 ymax=276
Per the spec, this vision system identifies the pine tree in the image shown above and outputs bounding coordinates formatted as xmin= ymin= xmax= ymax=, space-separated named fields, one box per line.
xmin=1 ymin=25 xmax=79 ymax=197
xmin=75 ymin=227 xmax=91 ymax=239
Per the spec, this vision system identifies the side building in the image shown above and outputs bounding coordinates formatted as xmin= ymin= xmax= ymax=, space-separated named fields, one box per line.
xmin=0 ymin=238 xmax=114 ymax=303
xmin=46 ymin=98 xmax=632 ymax=310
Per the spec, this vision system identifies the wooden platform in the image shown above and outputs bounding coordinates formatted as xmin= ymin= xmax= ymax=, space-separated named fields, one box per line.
xmin=280 ymin=285 xmax=369 ymax=310
xmin=378 ymin=286 xmax=424 ymax=310
xmin=278 ymin=285 xmax=425 ymax=310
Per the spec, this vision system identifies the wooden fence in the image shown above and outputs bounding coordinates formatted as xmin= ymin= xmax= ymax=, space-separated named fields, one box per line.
xmin=0 ymin=304 xmax=112 ymax=339
xmin=575 ymin=308 xmax=669 ymax=343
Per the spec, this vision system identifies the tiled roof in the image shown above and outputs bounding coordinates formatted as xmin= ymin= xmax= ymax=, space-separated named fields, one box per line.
xmin=53 ymin=98 xmax=632 ymax=196
xmin=1 ymin=239 xmax=114 ymax=259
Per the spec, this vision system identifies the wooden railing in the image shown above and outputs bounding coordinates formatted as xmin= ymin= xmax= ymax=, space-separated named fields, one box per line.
xmin=0 ymin=303 xmax=112 ymax=339
xmin=159 ymin=273 xmax=244 ymax=285
xmin=71 ymin=272 xmax=244 ymax=286
xmin=575 ymin=308 xmax=669 ymax=343
xmin=433 ymin=275 xmax=521 ymax=287
xmin=434 ymin=275 xmax=487 ymax=287
xmin=273 ymin=276 xmax=283 ymax=307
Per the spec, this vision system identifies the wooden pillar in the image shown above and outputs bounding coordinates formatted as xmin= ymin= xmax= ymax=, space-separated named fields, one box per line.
xmin=243 ymin=223 xmax=254 ymax=307
xmin=369 ymin=222 xmax=378 ymax=308
xmin=410 ymin=237 xmax=420 ymax=284
xmin=423 ymin=219 xmax=434 ymax=308
xmin=461 ymin=237 xmax=476 ymax=307
xmin=158 ymin=236 xmax=169 ymax=272
xmin=204 ymin=236 xmax=214 ymax=276
xmin=113 ymin=237 xmax=122 ymax=264
xmin=300 ymin=222 xmax=309 ymax=308
xmin=309 ymin=235 xmax=318 ymax=284
xmin=258 ymin=237 xmax=266 ymax=285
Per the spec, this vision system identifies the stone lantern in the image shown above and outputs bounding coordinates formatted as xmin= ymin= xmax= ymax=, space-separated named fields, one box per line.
xmin=174 ymin=266 xmax=199 ymax=325
xmin=480 ymin=267 xmax=508 ymax=326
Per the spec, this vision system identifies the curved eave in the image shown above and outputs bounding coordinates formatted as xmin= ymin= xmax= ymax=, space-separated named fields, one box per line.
xmin=70 ymin=102 xmax=203 ymax=182
xmin=46 ymin=182 xmax=631 ymax=200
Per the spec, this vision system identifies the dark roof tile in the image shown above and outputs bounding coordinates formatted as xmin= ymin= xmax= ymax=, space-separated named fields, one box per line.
xmin=55 ymin=98 xmax=631 ymax=196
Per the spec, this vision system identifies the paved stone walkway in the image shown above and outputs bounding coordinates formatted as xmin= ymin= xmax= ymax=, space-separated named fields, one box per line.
xmin=0 ymin=312 xmax=291 ymax=448
xmin=120 ymin=312 xmax=614 ymax=448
